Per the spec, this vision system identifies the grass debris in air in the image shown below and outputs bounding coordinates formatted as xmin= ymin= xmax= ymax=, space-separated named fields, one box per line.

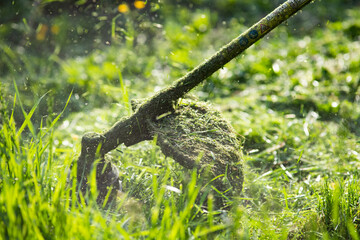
xmin=1 ymin=1 xmax=360 ymax=239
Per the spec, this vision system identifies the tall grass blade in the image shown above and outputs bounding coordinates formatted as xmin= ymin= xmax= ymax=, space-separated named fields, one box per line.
xmin=119 ymin=71 xmax=131 ymax=116
xmin=14 ymin=80 xmax=43 ymax=138
xmin=41 ymin=91 xmax=72 ymax=137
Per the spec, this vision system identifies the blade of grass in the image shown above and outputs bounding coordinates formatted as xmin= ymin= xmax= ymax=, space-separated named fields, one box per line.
xmin=41 ymin=91 xmax=72 ymax=137
xmin=119 ymin=71 xmax=131 ymax=116
xmin=14 ymin=80 xmax=44 ymax=138
xmin=111 ymin=14 xmax=121 ymax=40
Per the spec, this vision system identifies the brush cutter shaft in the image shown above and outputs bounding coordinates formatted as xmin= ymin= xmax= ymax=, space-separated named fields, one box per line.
xmin=169 ymin=0 xmax=313 ymax=97
xmin=86 ymin=0 xmax=314 ymax=155
xmin=137 ymin=0 xmax=314 ymax=120
xmin=234 ymin=0 xmax=312 ymax=51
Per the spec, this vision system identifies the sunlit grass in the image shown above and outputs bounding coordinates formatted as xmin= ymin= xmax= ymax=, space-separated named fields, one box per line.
xmin=0 ymin=83 xmax=244 ymax=239
xmin=1 ymin=3 xmax=360 ymax=239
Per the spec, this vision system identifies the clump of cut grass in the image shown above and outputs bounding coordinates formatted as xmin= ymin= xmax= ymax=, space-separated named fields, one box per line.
xmin=147 ymin=99 xmax=243 ymax=199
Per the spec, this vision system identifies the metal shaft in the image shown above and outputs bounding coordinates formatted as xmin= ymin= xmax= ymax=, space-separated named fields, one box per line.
xmin=169 ymin=0 xmax=314 ymax=96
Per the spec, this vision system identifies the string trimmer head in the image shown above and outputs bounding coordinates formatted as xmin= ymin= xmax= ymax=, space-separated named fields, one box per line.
xmin=134 ymin=98 xmax=243 ymax=193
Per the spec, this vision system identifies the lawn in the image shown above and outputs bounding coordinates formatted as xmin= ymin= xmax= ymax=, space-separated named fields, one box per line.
xmin=1 ymin=0 xmax=360 ymax=239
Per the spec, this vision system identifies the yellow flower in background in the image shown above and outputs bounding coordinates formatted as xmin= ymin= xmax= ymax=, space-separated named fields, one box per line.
xmin=134 ymin=1 xmax=146 ymax=9
xmin=51 ymin=25 xmax=60 ymax=35
xmin=36 ymin=24 xmax=48 ymax=41
xmin=118 ymin=3 xmax=129 ymax=13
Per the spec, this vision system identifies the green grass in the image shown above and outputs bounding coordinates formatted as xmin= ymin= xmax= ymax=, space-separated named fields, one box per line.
xmin=0 ymin=84 xmax=232 ymax=239
xmin=1 ymin=2 xmax=360 ymax=239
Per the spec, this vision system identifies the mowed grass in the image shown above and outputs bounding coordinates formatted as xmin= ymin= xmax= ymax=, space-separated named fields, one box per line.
xmin=1 ymin=5 xmax=360 ymax=240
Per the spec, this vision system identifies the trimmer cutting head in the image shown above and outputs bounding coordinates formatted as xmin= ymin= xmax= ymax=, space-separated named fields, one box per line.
xmin=146 ymin=99 xmax=243 ymax=194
